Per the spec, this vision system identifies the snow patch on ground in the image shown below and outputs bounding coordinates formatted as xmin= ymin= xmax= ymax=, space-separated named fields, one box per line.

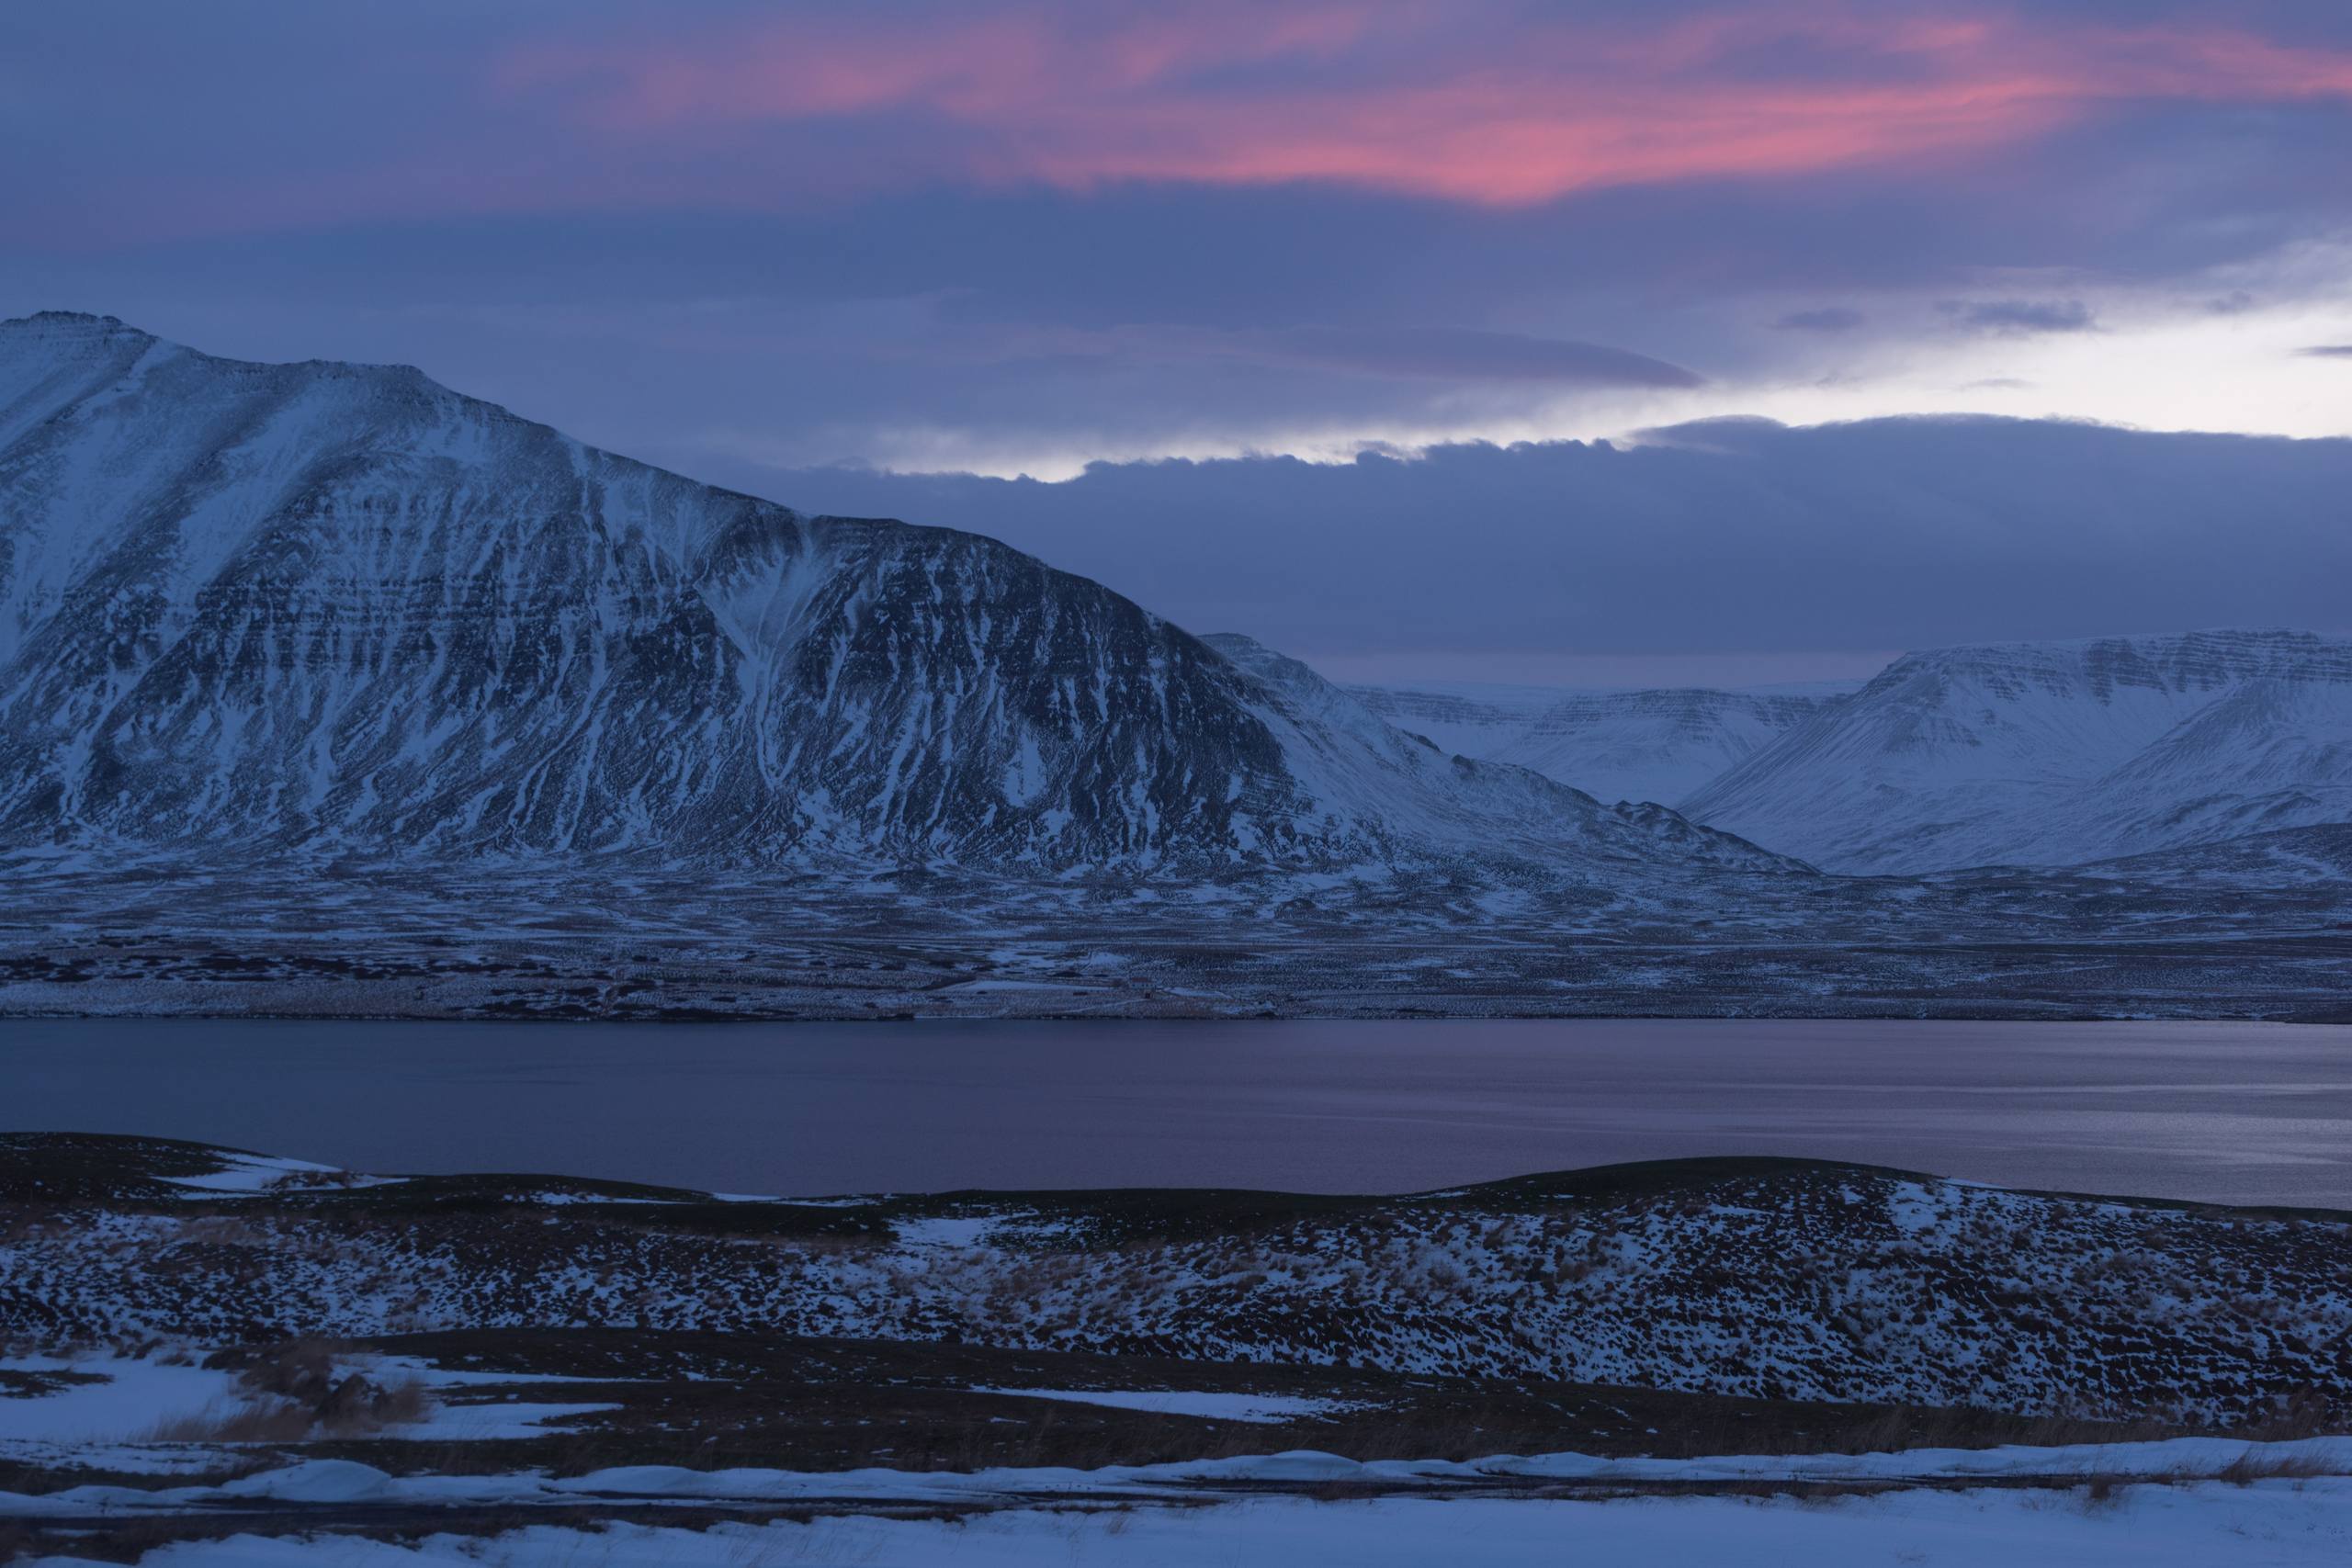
xmin=0 ymin=1351 xmax=624 ymax=1460
xmin=891 ymin=1214 xmax=1006 ymax=1247
xmin=346 ymin=1356 xmax=625 ymax=1440
xmin=512 ymin=1192 xmax=662 ymax=1207
xmin=970 ymin=1387 xmax=1362 ymax=1424
xmin=0 ymin=1353 xmax=245 ymax=1443
xmin=157 ymin=1153 xmax=357 ymax=1195
xmin=378 ymin=1402 xmax=620 ymax=1441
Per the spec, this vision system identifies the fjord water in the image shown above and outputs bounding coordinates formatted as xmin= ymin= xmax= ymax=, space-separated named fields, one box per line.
xmin=7 ymin=1019 xmax=2352 ymax=1208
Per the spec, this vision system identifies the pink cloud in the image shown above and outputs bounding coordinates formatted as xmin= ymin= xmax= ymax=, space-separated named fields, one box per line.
xmin=28 ymin=1 xmax=2349 ymax=252
xmin=486 ymin=2 xmax=2352 ymax=208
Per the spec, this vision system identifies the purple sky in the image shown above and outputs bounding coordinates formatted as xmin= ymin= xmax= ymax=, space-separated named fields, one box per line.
xmin=6 ymin=2 xmax=2349 ymax=680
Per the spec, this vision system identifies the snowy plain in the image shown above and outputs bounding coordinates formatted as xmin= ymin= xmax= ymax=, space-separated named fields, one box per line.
xmin=17 ymin=1483 xmax=2352 ymax=1567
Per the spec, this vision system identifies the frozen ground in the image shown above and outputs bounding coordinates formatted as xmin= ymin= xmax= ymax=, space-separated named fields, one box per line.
xmin=8 ymin=1395 xmax=2352 ymax=1561
xmin=16 ymin=1481 xmax=2352 ymax=1566
xmin=6 ymin=845 xmax=2352 ymax=1021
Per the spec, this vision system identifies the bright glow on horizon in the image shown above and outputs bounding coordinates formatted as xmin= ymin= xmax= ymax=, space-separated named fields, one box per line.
xmin=688 ymin=267 xmax=2352 ymax=483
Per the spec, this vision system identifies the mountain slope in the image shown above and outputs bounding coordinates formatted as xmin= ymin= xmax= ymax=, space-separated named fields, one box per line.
xmin=1356 ymin=682 xmax=1849 ymax=806
xmin=1204 ymin=635 xmax=1799 ymax=873
xmin=1340 ymin=683 xmax=1568 ymax=764
xmin=1681 ymin=630 xmax=2352 ymax=873
xmin=0 ymin=312 xmax=1788 ymax=884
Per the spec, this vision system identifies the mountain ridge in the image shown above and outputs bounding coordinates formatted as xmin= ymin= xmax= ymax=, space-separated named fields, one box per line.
xmin=0 ymin=311 xmax=1792 ymax=886
xmin=1351 ymin=681 xmax=1852 ymax=806
xmin=1680 ymin=627 xmax=2352 ymax=873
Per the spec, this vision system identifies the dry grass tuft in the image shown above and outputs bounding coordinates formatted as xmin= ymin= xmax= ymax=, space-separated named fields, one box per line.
xmin=140 ymin=1398 xmax=318 ymax=1445
xmin=141 ymin=1338 xmax=435 ymax=1443
xmin=2213 ymin=1447 xmax=2335 ymax=1486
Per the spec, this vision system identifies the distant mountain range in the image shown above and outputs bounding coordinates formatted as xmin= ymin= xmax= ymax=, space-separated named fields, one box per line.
xmin=1354 ymin=633 xmax=2352 ymax=874
xmin=1351 ymin=682 xmax=1853 ymax=809
xmin=1681 ymin=630 xmax=2352 ymax=874
xmin=0 ymin=312 xmax=1784 ymax=886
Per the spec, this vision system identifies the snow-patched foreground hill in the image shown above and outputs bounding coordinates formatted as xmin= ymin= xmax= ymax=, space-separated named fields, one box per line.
xmin=10 ymin=1136 xmax=2349 ymax=1427
xmin=1681 ymin=630 xmax=2352 ymax=874
xmin=0 ymin=313 xmax=1786 ymax=882
xmin=1352 ymin=681 xmax=1850 ymax=807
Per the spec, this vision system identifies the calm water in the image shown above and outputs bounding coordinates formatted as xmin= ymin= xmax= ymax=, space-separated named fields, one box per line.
xmin=6 ymin=1019 xmax=2352 ymax=1207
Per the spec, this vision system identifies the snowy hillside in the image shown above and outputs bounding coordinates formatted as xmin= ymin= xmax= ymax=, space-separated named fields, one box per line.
xmin=1495 ymin=687 xmax=1850 ymax=805
xmin=1356 ymin=682 xmax=1849 ymax=805
xmin=1682 ymin=630 xmax=2352 ymax=873
xmin=1203 ymin=635 xmax=1795 ymax=873
xmin=0 ymin=314 xmax=1787 ymax=883
xmin=10 ymin=1136 xmax=2350 ymax=1427
xmin=11 ymin=1136 xmax=2352 ymax=1560
xmin=1339 ymin=682 xmax=1568 ymax=763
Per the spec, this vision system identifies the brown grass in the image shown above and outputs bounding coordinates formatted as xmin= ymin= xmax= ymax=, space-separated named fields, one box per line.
xmin=2232 ymin=1390 xmax=2349 ymax=1443
xmin=2214 ymin=1447 xmax=2335 ymax=1486
xmin=141 ymin=1339 xmax=435 ymax=1443
xmin=141 ymin=1399 xmax=319 ymax=1444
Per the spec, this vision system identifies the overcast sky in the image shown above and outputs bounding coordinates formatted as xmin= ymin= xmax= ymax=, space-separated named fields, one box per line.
xmin=5 ymin=2 xmax=2347 ymax=681
xmin=747 ymin=418 xmax=2352 ymax=685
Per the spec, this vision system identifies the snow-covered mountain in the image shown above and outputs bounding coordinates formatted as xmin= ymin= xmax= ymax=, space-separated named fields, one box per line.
xmin=0 ymin=312 xmax=1788 ymax=882
xmin=1352 ymin=682 xmax=1849 ymax=805
xmin=1681 ymin=630 xmax=2352 ymax=873
xmin=1339 ymin=683 xmax=1568 ymax=763
xmin=1200 ymin=635 xmax=1792 ymax=872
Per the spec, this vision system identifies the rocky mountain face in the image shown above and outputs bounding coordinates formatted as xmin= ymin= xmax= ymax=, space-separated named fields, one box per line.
xmin=1681 ymin=630 xmax=2352 ymax=873
xmin=1355 ymin=682 xmax=1849 ymax=806
xmin=0 ymin=313 xmax=1788 ymax=884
